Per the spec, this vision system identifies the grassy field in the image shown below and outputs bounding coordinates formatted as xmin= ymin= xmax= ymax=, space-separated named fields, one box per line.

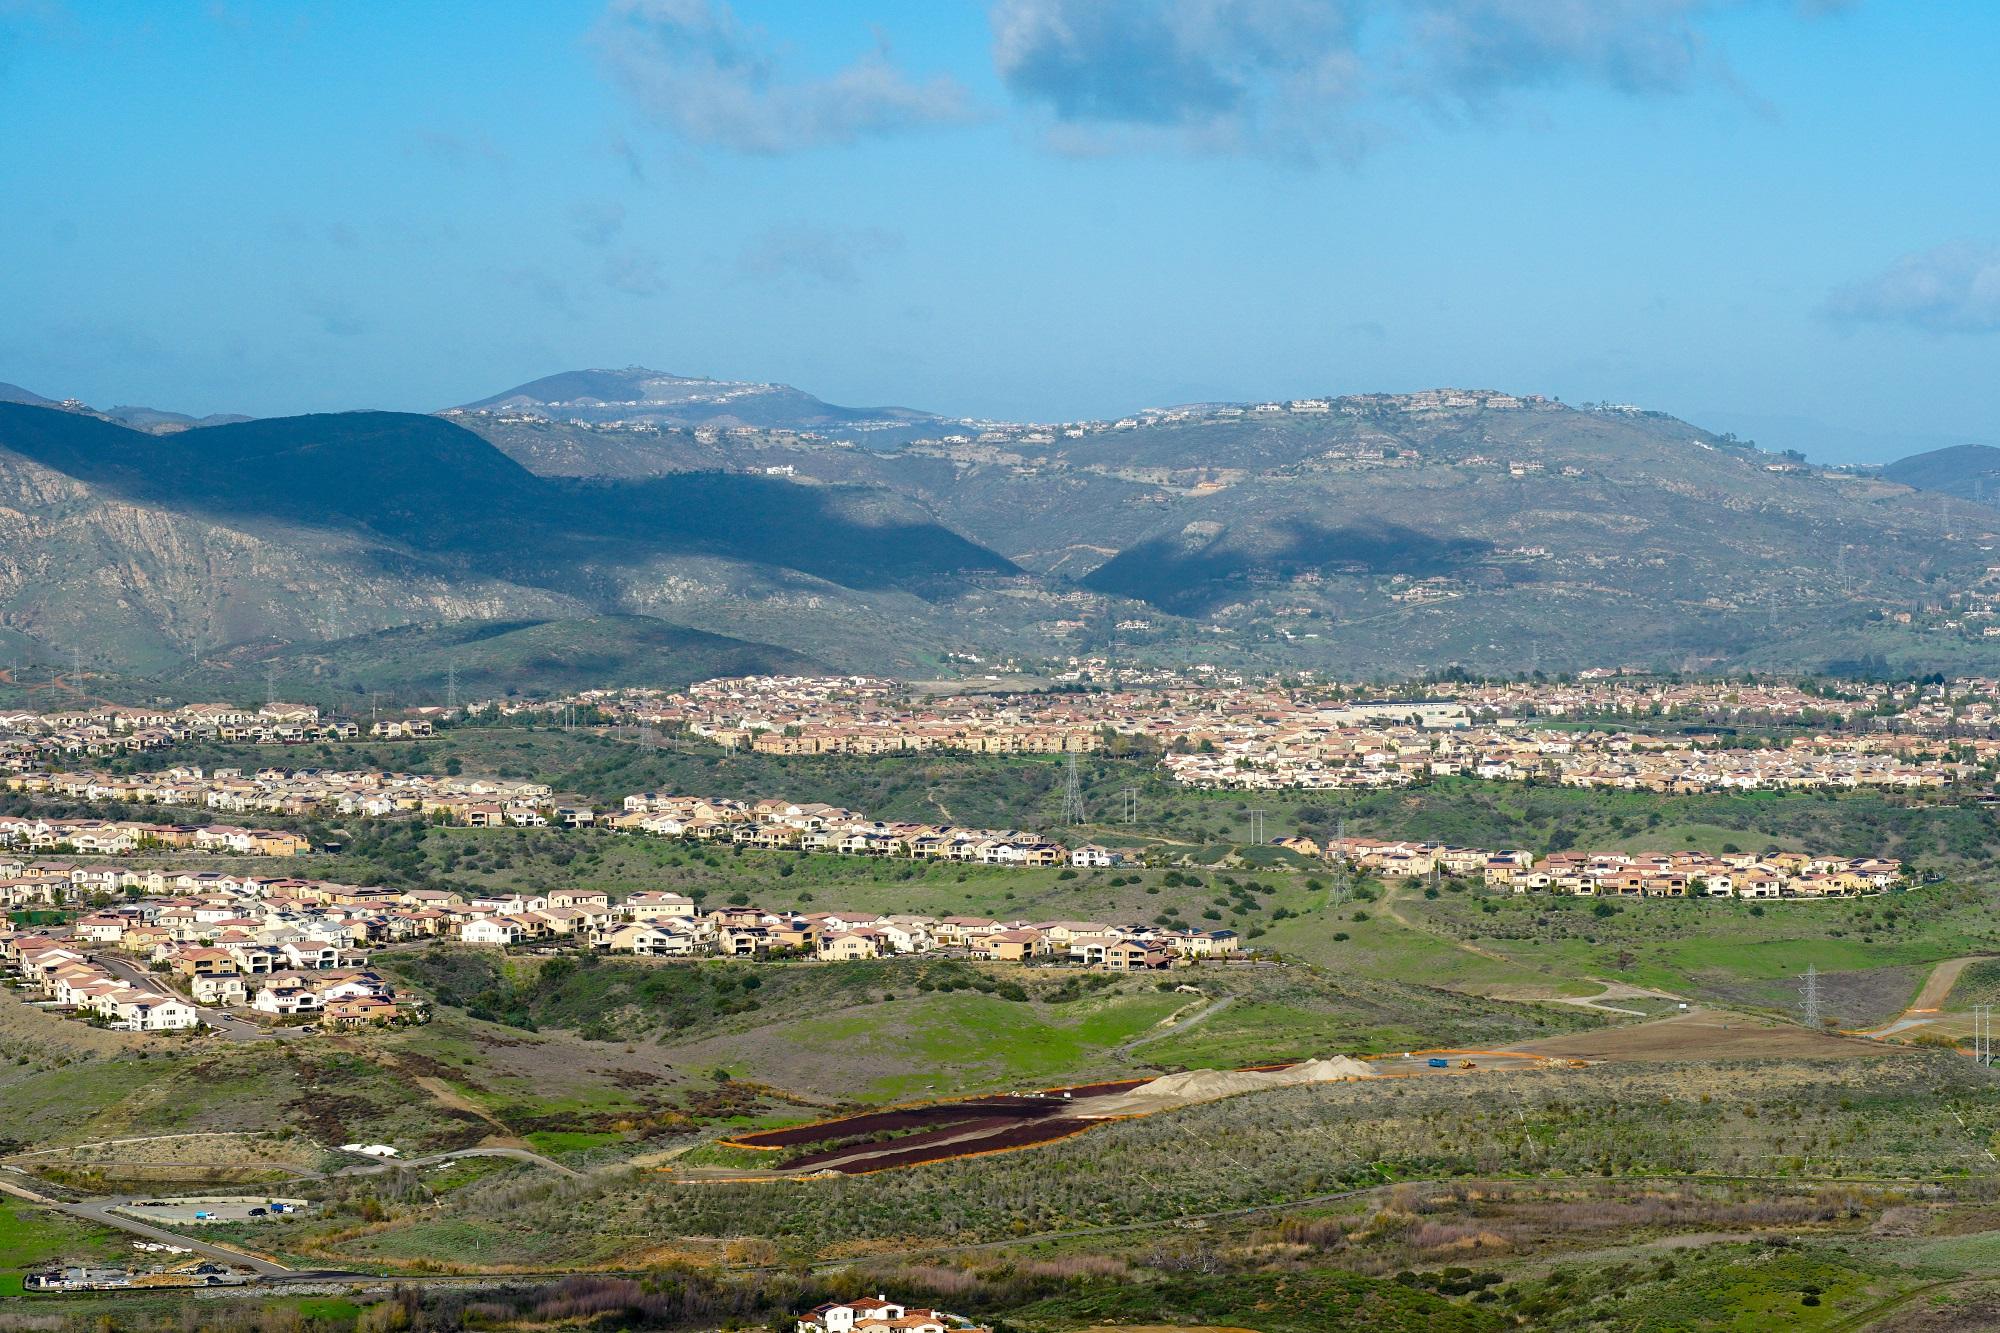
xmin=0 ymin=1202 xmax=125 ymax=1296
xmin=381 ymin=950 xmax=1595 ymax=1108
xmin=1365 ymin=879 xmax=2000 ymax=1022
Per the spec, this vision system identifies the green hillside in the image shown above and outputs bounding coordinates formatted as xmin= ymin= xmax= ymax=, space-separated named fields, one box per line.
xmin=173 ymin=614 xmax=822 ymax=703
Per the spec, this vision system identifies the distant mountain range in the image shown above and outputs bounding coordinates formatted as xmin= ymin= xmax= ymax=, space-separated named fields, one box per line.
xmin=451 ymin=366 xmax=947 ymax=445
xmin=0 ymin=380 xmax=250 ymax=433
xmin=1881 ymin=444 xmax=2000 ymax=507
xmin=0 ymin=401 xmax=1019 ymax=681
xmin=5 ymin=368 xmax=2000 ymax=687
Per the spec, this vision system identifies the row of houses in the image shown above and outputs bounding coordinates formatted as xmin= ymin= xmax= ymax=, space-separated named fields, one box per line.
xmin=4 ymin=765 xmax=554 ymax=826
xmin=3 ymin=935 xmax=198 ymax=1031
xmin=0 ymin=816 xmax=310 ymax=859
xmin=610 ymin=793 xmax=1116 ymax=868
xmin=396 ymin=881 xmax=1242 ymax=970
xmin=6 ymin=869 xmax=423 ymax=1029
xmin=545 ymin=675 xmax=1983 ymax=796
xmin=0 ymin=699 xmax=462 ymax=772
xmin=1307 ymin=835 xmax=1905 ymax=898
xmin=1162 ymin=727 xmax=1968 ymax=793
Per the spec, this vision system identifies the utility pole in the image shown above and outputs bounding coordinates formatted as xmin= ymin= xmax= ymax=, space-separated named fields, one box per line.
xmin=1060 ymin=750 xmax=1087 ymax=825
xmin=1799 ymin=963 xmax=1823 ymax=1029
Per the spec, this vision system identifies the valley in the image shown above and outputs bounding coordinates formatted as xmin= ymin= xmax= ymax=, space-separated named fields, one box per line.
xmin=6 ymin=686 xmax=2000 ymax=1327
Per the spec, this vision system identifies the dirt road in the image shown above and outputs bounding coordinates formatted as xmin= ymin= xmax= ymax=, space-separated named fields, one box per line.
xmin=1851 ymin=955 xmax=1990 ymax=1039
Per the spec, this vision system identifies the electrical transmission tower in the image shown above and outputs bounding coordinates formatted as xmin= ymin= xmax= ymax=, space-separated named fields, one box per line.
xmin=1799 ymin=964 xmax=1823 ymax=1029
xmin=1247 ymin=807 xmax=1266 ymax=845
xmin=1120 ymin=786 xmax=1138 ymax=824
xmin=1060 ymin=750 xmax=1087 ymax=824
xmin=1975 ymin=1004 xmax=1994 ymax=1067
xmin=446 ymin=660 xmax=458 ymax=710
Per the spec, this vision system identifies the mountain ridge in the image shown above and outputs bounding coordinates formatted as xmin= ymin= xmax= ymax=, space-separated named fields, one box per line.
xmin=3 ymin=373 xmax=1997 ymax=680
xmin=0 ymin=402 xmax=1022 ymax=673
xmin=451 ymin=365 xmax=945 ymax=443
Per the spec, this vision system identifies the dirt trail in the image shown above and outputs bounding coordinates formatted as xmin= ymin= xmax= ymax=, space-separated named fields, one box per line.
xmin=1377 ymin=881 xmax=1519 ymax=967
xmin=1114 ymin=996 xmax=1234 ymax=1054
xmin=1908 ymin=956 xmax=1983 ymax=1013
xmin=1549 ymin=979 xmax=1686 ymax=1017
xmin=349 ymin=1040 xmax=533 ymax=1150
xmin=410 ymin=1074 xmax=530 ymax=1149
xmin=1851 ymin=956 xmax=1990 ymax=1039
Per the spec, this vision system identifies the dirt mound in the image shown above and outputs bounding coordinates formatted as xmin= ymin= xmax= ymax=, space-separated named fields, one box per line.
xmin=1079 ymin=1056 xmax=1376 ymax=1117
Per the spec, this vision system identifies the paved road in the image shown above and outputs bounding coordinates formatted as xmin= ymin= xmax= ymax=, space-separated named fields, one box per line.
xmin=1 ymin=1146 xmax=577 ymax=1283
xmin=332 ymin=1146 xmax=582 ymax=1180
xmin=64 ymin=1197 xmax=295 ymax=1274
xmin=90 ymin=953 xmax=291 ymax=1041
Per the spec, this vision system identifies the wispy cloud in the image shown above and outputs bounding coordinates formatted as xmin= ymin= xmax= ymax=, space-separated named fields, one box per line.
xmin=736 ymin=224 xmax=903 ymax=285
xmin=1825 ymin=241 xmax=2000 ymax=335
xmin=569 ymin=200 xmax=627 ymax=247
xmin=304 ymin=297 xmax=367 ymax=338
xmin=603 ymin=249 xmax=668 ymax=297
xmin=594 ymin=0 xmax=977 ymax=154
xmin=503 ymin=266 xmax=576 ymax=316
xmin=989 ymin=0 xmax=1842 ymax=161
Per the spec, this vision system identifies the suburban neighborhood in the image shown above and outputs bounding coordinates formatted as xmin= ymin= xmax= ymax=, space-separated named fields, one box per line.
xmin=512 ymin=673 xmax=2000 ymax=793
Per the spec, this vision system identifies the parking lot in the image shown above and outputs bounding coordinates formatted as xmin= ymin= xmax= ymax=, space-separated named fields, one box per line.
xmin=116 ymin=1196 xmax=309 ymax=1224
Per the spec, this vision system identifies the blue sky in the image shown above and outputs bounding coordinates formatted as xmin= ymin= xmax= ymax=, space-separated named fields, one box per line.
xmin=2 ymin=1 xmax=1997 ymax=461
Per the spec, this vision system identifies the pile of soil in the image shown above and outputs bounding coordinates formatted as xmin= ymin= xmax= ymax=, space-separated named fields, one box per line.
xmin=1078 ymin=1056 xmax=1376 ymax=1117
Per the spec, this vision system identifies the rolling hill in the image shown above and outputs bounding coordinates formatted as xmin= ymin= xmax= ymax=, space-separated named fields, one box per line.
xmin=881 ymin=391 xmax=2000 ymax=673
xmin=0 ymin=402 xmax=1021 ymax=674
xmin=1 ymin=377 xmax=1995 ymax=683
xmin=452 ymin=366 xmax=946 ymax=443
xmin=1881 ymin=444 xmax=2000 ymax=506
xmin=171 ymin=614 xmax=822 ymax=703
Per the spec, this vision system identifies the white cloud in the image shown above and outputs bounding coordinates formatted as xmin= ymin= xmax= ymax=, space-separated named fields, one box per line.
xmin=595 ymin=0 xmax=976 ymax=154
xmin=1826 ymin=242 xmax=2000 ymax=335
xmin=736 ymin=224 xmax=903 ymax=285
xmin=988 ymin=0 xmax=1842 ymax=160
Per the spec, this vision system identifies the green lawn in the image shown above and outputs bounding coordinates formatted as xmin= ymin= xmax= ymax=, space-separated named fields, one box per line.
xmin=0 ymin=1203 xmax=126 ymax=1295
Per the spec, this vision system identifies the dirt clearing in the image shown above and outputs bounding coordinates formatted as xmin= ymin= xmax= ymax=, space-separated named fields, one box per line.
xmin=1515 ymin=1009 xmax=1895 ymax=1062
